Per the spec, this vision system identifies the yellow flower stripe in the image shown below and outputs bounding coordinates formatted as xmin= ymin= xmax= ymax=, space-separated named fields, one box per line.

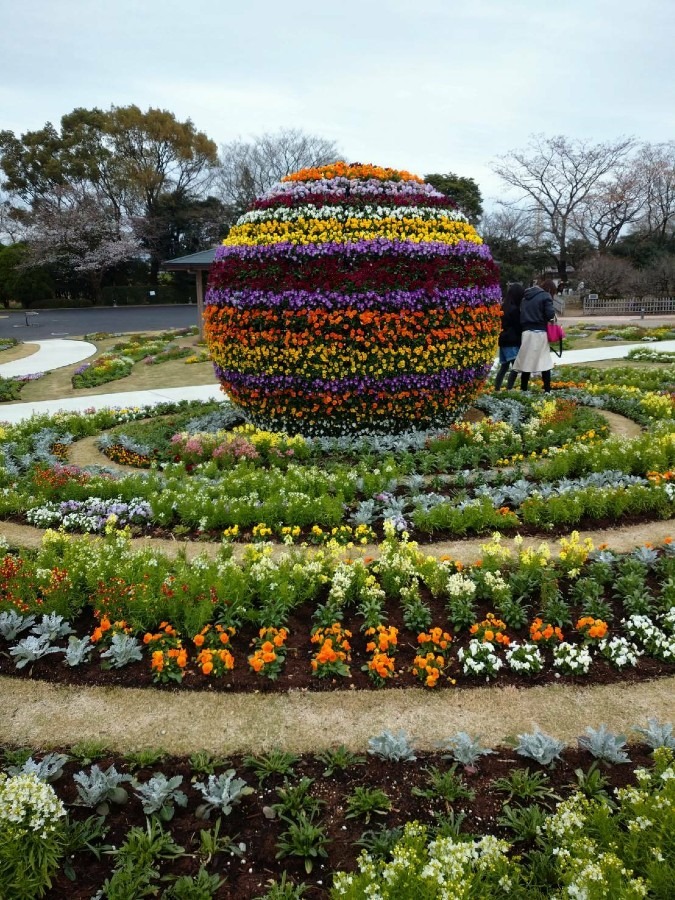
xmin=211 ymin=337 xmax=498 ymax=379
xmin=224 ymin=216 xmax=482 ymax=247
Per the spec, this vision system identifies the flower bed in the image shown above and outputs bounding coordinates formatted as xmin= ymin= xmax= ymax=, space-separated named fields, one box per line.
xmin=204 ymin=162 xmax=501 ymax=436
xmin=1 ymin=527 xmax=675 ymax=697
xmin=2 ymin=372 xmax=674 ymax=542
xmin=0 ymin=733 xmax=673 ymax=897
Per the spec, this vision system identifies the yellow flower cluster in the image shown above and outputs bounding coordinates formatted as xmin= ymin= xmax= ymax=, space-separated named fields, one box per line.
xmin=222 ymin=335 xmax=496 ymax=380
xmin=224 ymin=217 xmax=482 ymax=247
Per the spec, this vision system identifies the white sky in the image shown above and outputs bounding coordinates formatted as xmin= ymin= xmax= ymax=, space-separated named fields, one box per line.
xmin=1 ymin=0 xmax=674 ymax=207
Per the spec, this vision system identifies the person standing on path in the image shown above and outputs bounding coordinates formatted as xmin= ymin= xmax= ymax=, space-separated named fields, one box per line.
xmin=506 ymin=279 xmax=557 ymax=392
xmin=494 ymin=282 xmax=525 ymax=390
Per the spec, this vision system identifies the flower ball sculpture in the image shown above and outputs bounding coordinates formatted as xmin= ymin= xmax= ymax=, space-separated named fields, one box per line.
xmin=204 ymin=162 xmax=501 ymax=436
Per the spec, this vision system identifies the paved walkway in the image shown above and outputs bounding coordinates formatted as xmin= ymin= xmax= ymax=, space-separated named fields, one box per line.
xmin=0 ymin=338 xmax=673 ymax=425
xmin=0 ymin=339 xmax=96 ymax=378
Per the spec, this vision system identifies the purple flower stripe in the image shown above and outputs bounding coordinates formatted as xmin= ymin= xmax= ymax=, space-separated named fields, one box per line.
xmin=259 ymin=177 xmax=445 ymax=202
xmin=214 ymin=363 xmax=492 ymax=394
xmin=214 ymin=239 xmax=493 ymax=263
xmin=204 ymin=285 xmax=502 ymax=311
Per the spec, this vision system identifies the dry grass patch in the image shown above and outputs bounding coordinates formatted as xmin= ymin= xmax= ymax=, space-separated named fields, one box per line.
xmin=0 ymin=342 xmax=41 ymax=365
xmin=1 ymin=675 xmax=674 ymax=755
xmin=17 ymin=335 xmax=216 ymax=401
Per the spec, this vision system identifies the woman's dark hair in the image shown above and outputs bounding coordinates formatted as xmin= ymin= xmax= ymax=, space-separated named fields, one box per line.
xmin=540 ymin=278 xmax=558 ymax=296
xmin=504 ymin=282 xmax=525 ymax=314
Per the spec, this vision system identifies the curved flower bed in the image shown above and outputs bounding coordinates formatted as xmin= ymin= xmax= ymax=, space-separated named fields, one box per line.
xmin=1 ymin=526 xmax=674 ymax=696
xmin=204 ymin=163 xmax=501 ymax=436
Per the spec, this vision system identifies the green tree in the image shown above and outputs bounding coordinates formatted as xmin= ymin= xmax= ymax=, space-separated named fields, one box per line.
xmin=0 ymin=243 xmax=54 ymax=308
xmin=0 ymin=105 xmax=219 ymax=283
xmin=424 ymin=172 xmax=483 ymax=223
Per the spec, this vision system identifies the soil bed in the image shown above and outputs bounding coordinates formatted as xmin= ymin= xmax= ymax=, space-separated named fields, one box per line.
xmin=2 ymin=590 xmax=674 ymax=696
xmin=18 ymin=743 xmax=654 ymax=899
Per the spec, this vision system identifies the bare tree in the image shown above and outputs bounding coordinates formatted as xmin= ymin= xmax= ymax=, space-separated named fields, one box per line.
xmin=572 ymin=160 xmax=645 ymax=252
xmin=577 ymin=254 xmax=637 ymax=297
xmin=481 ymin=206 xmax=536 ymax=244
xmin=492 ymin=134 xmax=635 ymax=281
xmin=634 ymin=141 xmax=675 ymax=240
xmin=216 ymin=128 xmax=342 ymax=223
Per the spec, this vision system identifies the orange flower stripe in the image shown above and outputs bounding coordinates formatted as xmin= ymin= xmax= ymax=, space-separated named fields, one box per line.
xmin=282 ymin=162 xmax=424 ymax=183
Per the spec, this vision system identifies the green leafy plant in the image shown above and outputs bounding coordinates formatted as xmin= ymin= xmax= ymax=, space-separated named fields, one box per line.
xmin=102 ymin=819 xmax=184 ymax=899
xmin=275 ymin=813 xmax=330 ymax=873
xmin=497 ymin=803 xmax=548 ymax=842
xmin=61 ymin=815 xmax=110 ymax=882
xmin=124 ymin=748 xmax=167 ymax=771
xmin=243 ymin=750 xmax=299 ymax=785
xmin=197 ymin=817 xmax=245 ymax=865
xmin=492 ymin=767 xmax=559 ymax=806
xmin=345 ymin=786 xmax=392 ymax=824
xmin=69 ymin=740 xmax=110 ymax=765
xmin=412 ymin=765 xmax=475 ymax=806
xmin=356 ymin=825 xmax=404 ymax=860
xmin=254 ymin=871 xmax=308 ymax=899
xmin=272 ymin=777 xmax=323 ymax=821
xmin=572 ymin=762 xmax=613 ymax=804
xmin=316 ymin=745 xmax=366 ymax=777
xmin=162 ymin=865 xmax=224 ymax=899
xmin=189 ymin=751 xmax=227 ymax=776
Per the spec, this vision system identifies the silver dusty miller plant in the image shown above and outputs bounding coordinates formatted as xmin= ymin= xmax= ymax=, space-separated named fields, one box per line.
xmin=0 ymin=611 xmax=35 ymax=640
xmin=73 ymin=765 xmax=132 ymax=816
xmin=515 ymin=728 xmax=565 ymax=767
xmin=367 ymin=729 xmax=416 ymax=762
xmin=577 ymin=724 xmax=630 ymax=764
xmin=133 ymin=773 xmax=188 ymax=821
xmin=438 ymin=732 xmax=495 ymax=771
xmin=194 ymin=770 xmax=254 ymax=819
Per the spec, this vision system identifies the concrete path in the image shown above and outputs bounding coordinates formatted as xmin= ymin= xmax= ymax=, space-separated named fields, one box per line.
xmin=0 ymin=339 xmax=673 ymax=424
xmin=558 ymin=338 xmax=675 ymax=365
xmin=0 ymin=384 xmax=223 ymax=423
xmin=0 ymin=339 xmax=96 ymax=378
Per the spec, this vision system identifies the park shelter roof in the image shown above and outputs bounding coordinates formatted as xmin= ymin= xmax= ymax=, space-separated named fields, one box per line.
xmin=162 ymin=248 xmax=216 ymax=271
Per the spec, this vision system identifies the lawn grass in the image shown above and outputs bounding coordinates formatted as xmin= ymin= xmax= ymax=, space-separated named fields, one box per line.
xmin=17 ymin=334 xmax=216 ymax=401
xmin=0 ymin=342 xmax=41 ymax=364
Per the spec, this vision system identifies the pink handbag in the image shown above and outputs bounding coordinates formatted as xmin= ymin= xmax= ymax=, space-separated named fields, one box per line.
xmin=546 ymin=320 xmax=566 ymax=356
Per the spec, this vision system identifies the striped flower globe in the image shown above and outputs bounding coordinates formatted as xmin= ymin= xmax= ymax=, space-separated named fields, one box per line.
xmin=204 ymin=162 xmax=501 ymax=436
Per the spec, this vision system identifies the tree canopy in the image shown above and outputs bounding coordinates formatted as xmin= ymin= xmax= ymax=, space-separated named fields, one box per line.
xmin=424 ymin=172 xmax=483 ymax=223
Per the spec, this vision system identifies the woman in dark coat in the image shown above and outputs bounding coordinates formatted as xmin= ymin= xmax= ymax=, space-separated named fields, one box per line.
xmin=507 ymin=278 xmax=557 ymax=392
xmin=494 ymin=282 xmax=525 ymax=390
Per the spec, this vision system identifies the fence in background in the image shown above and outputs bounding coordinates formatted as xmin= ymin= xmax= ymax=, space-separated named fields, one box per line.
xmin=582 ymin=296 xmax=675 ymax=316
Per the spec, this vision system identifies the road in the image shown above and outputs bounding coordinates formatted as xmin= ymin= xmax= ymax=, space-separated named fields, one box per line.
xmin=0 ymin=305 xmax=201 ymax=339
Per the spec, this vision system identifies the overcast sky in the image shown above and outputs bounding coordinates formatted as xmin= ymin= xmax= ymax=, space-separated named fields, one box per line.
xmin=1 ymin=0 xmax=673 ymax=206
